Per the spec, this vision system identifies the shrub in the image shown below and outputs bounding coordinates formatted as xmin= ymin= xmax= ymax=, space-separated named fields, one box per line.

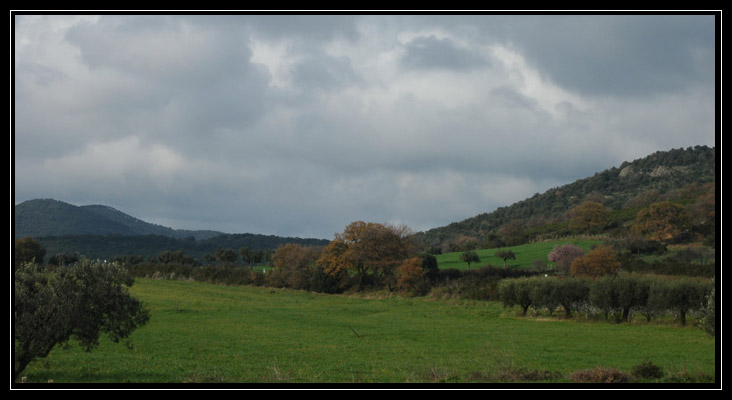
xmin=631 ymin=361 xmax=664 ymax=380
xmin=569 ymin=366 xmax=631 ymax=383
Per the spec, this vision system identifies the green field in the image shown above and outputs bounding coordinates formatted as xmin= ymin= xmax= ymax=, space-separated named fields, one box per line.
xmin=435 ymin=239 xmax=603 ymax=270
xmin=19 ymin=278 xmax=716 ymax=384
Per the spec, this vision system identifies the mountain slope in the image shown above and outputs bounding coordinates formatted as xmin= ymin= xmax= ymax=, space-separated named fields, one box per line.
xmin=413 ymin=145 xmax=716 ymax=249
xmin=14 ymin=199 xmax=223 ymax=240
xmin=14 ymin=199 xmax=138 ymax=238
xmin=14 ymin=199 xmax=330 ymax=261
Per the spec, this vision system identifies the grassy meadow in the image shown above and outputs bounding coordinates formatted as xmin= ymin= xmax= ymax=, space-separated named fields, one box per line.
xmin=435 ymin=239 xmax=603 ymax=270
xmin=19 ymin=277 xmax=716 ymax=384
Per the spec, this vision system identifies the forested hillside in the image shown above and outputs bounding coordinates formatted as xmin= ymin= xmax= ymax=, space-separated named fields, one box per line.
xmin=413 ymin=146 xmax=715 ymax=251
xmin=34 ymin=233 xmax=330 ymax=263
xmin=14 ymin=199 xmax=223 ymax=240
xmin=14 ymin=199 xmax=329 ymax=262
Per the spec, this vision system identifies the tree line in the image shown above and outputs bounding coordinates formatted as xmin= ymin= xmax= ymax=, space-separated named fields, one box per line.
xmin=498 ymin=274 xmax=714 ymax=331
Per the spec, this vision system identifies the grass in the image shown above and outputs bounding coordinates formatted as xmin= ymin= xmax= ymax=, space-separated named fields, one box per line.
xmin=435 ymin=239 xmax=603 ymax=270
xmin=18 ymin=278 xmax=716 ymax=384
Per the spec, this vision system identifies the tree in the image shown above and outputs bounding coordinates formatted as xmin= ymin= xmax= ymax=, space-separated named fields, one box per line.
xmin=483 ymin=233 xmax=505 ymax=249
xmin=396 ymin=257 xmax=426 ymax=294
xmin=240 ymin=247 xmax=252 ymax=265
xmin=268 ymin=244 xmax=322 ymax=289
xmin=570 ymin=245 xmax=620 ymax=279
xmin=568 ymin=201 xmax=609 ymax=234
xmin=548 ymin=244 xmax=584 ymax=276
xmin=633 ymin=201 xmax=688 ymax=242
xmin=699 ymin=277 xmax=716 ymax=336
xmin=498 ymin=278 xmax=534 ymax=316
xmin=419 ymin=253 xmax=439 ymax=282
xmin=553 ymin=278 xmax=590 ymax=318
xmin=14 ymin=259 xmax=150 ymax=381
xmin=317 ymin=221 xmax=415 ymax=290
xmin=48 ymin=252 xmax=80 ymax=266
xmin=589 ymin=275 xmax=648 ymax=322
xmin=686 ymin=182 xmax=715 ymax=244
xmin=494 ymin=249 xmax=516 ymax=268
xmin=14 ymin=237 xmax=46 ymax=266
xmin=240 ymin=247 xmax=264 ymax=267
xmin=529 ymin=277 xmax=559 ymax=315
xmin=498 ymin=220 xmax=526 ymax=247
xmin=215 ymin=247 xmax=238 ymax=264
xmin=648 ymin=278 xmax=711 ymax=326
xmin=460 ymin=251 xmax=480 ymax=270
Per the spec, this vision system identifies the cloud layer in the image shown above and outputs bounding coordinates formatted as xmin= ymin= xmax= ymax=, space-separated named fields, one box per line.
xmin=14 ymin=14 xmax=717 ymax=239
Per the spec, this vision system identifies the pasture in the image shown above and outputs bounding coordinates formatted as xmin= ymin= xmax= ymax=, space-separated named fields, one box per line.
xmin=19 ymin=278 xmax=716 ymax=384
xmin=435 ymin=239 xmax=603 ymax=270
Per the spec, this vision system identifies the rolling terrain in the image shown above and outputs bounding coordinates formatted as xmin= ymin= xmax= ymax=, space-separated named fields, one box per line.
xmin=14 ymin=145 xmax=715 ymax=263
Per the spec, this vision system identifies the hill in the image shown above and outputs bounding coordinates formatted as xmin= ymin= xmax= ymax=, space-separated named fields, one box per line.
xmin=413 ymin=145 xmax=716 ymax=250
xmin=34 ymin=232 xmax=331 ymax=263
xmin=14 ymin=199 xmax=330 ymax=262
xmin=14 ymin=199 xmax=223 ymax=240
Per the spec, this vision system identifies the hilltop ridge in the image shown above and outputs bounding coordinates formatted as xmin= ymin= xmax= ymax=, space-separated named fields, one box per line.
xmin=413 ymin=145 xmax=715 ymax=250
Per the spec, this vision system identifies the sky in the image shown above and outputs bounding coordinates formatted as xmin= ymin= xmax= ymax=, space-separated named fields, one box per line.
xmin=13 ymin=13 xmax=718 ymax=240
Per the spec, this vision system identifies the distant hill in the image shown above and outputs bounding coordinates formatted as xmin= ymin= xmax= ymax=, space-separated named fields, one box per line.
xmin=413 ymin=145 xmax=716 ymax=250
xmin=14 ymin=199 xmax=223 ymax=240
xmin=13 ymin=199 xmax=330 ymax=262
xmin=33 ymin=233 xmax=331 ymax=262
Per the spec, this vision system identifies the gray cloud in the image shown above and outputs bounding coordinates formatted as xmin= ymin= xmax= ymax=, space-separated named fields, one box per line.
xmin=401 ymin=35 xmax=489 ymax=70
xmin=486 ymin=14 xmax=715 ymax=97
xmin=13 ymin=14 xmax=717 ymax=239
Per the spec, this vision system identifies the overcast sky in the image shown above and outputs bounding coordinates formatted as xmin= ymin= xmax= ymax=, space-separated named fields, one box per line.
xmin=13 ymin=13 xmax=717 ymax=239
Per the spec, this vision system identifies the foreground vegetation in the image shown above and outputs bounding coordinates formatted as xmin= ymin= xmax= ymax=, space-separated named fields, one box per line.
xmin=18 ymin=278 xmax=715 ymax=384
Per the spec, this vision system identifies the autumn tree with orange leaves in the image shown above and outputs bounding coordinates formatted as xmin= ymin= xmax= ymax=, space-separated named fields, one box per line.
xmin=632 ymin=201 xmax=688 ymax=242
xmin=570 ymin=245 xmax=621 ymax=279
xmin=396 ymin=257 xmax=426 ymax=294
xmin=318 ymin=221 xmax=416 ymax=290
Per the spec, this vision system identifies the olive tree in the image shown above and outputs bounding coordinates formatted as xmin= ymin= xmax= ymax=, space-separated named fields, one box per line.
xmin=648 ymin=278 xmax=711 ymax=326
xmin=14 ymin=259 xmax=150 ymax=381
xmin=498 ymin=278 xmax=534 ymax=316
xmin=529 ymin=277 xmax=559 ymax=316
xmin=589 ymin=275 xmax=649 ymax=322
xmin=553 ymin=278 xmax=590 ymax=318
